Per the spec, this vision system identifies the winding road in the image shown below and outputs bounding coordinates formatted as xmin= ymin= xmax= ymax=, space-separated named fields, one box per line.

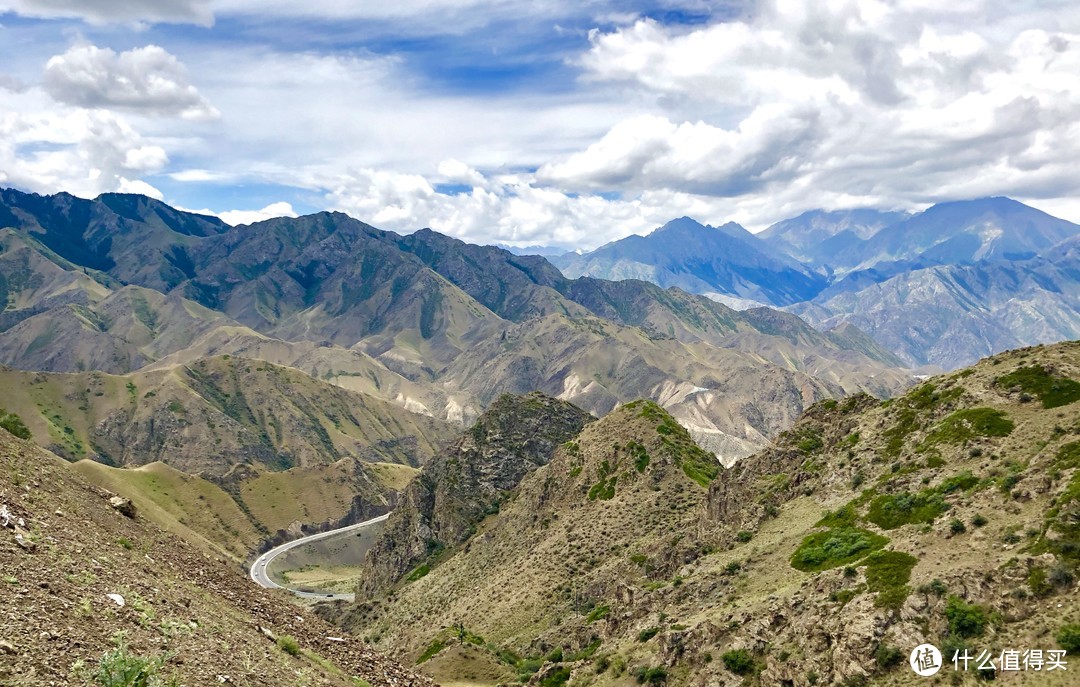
xmin=249 ymin=513 xmax=390 ymax=601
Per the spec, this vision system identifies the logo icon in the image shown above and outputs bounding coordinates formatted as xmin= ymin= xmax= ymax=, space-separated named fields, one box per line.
xmin=910 ymin=644 xmax=943 ymax=676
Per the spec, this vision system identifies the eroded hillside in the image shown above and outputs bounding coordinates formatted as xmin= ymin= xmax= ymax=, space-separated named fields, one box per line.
xmin=331 ymin=341 xmax=1080 ymax=687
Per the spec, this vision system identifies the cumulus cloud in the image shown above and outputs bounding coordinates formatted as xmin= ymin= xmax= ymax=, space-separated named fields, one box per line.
xmin=43 ymin=45 xmax=219 ymax=120
xmin=0 ymin=0 xmax=213 ymax=25
xmin=218 ymin=202 xmax=299 ymax=226
xmin=0 ymin=90 xmax=168 ymax=199
xmin=553 ymin=1 xmax=1080 ymax=227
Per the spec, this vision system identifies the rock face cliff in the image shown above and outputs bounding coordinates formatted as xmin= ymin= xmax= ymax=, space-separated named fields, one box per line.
xmin=359 ymin=392 xmax=595 ymax=597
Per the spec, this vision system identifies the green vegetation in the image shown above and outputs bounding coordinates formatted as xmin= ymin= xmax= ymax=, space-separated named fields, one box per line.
xmin=633 ymin=666 xmax=668 ymax=685
xmin=90 ymin=642 xmax=176 ymax=687
xmin=637 ymin=627 xmax=660 ymax=642
xmin=1028 ymin=566 xmax=1053 ymax=598
xmin=721 ymin=649 xmax=755 ymax=675
xmin=626 ymin=441 xmax=651 ymax=473
xmin=944 ymin=596 xmax=989 ymax=638
xmin=1056 ymin=624 xmax=1080 ymax=653
xmin=997 ymin=365 xmax=1080 ymax=408
xmin=276 ymin=635 xmax=301 ymax=657
xmin=924 ymin=408 xmax=1014 ymax=446
xmin=791 ymin=527 xmax=888 ymax=572
xmin=882 ymin=383 xmax=963 ymax=457
xmin=417 ymin=639 xmax=447 ymax=664
xmin=406 ymin=564 xmax=431 ymax=582
xmin=588 ymin=475 xmax=618 ymax=501
xmin=863 ymin=550 xmax=917 ymax=611
xmin=866 ymin=491 xmax=948 ymax=530
xmin=540 ymin=667 xmax=572 ymax=687
xmin=586 ymin=604 xmax=610 ymax=623
xmin=0 ymin=407 xmax=31 ymax=440
xmin=875 ymin=644 xmax=904 ymax=670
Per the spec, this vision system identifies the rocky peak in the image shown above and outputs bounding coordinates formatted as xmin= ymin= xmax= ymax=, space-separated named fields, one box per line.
xmin=358 ymin=392 xmax=594 ymax=598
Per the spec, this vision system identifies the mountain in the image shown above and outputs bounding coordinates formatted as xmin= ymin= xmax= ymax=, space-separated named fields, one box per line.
xmin=835 ymin=197 xmax=1080 ymax=273
xmin=791 ymin=249 xmax=1080 ymax=369
xmin=552 ymin=217 xmax=828 ymax=307
xmin=0 ymin=187 xmax=914 ymax=464
xmin=0 ymin=428 xmax=434 ymax=687
xmin=758 ymin=208 xmax=910 ymax=271
xmin=330 ymin=341 xmax=1080 ymax=686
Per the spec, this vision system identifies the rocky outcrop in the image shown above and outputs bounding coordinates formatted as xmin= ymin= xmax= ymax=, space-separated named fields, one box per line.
xmin=358 ymin=392 xmax=594 ymax=598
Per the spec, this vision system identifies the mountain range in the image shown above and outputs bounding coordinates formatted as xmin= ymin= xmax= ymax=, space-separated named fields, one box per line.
xmin=0 ymin=186 xmax=912 ymax=467
xmin=551 ymin=197 xmax=1080 ymax=369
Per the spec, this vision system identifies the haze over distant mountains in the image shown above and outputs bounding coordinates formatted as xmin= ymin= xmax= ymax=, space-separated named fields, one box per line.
xmin=553 ymin=197 xmax=1080 ymax=369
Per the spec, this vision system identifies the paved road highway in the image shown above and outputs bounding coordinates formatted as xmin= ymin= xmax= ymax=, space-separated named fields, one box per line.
xmin=249 ymin=513 xmax=390 ymax=601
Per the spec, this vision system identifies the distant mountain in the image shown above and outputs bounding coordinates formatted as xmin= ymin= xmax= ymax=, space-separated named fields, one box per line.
xmin=552 ymin=217 xmax=828 ymax=307
xmin=835 ymin=197 xmax=1079 ymax=273
xmin=791 ymin=250 xmax=1080 ymax=369
xmin=492 ymin=243 xmax=571 ymax=257
xmin=758 ymin=208 xmax=910 ymax=271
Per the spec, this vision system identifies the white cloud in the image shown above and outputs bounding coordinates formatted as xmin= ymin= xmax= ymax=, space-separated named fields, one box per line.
xmin=0 ymin=93 xmax=168 ymax=199
xmin=0 ymin=1 xmax=213 ymax=25
xmin=218 ymin=202 xmax=299 ymax=226
xmin=44 ymin=44 xmax=219 ymax=120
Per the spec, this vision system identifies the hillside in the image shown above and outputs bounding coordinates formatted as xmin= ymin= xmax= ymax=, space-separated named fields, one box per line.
xmin=0 ymin=428 xmax=434 ymax=687
xmin=0 ymin=358 xmax=454 ymax=554
xmin=330 ymin=341 xmax=1080 ymax=686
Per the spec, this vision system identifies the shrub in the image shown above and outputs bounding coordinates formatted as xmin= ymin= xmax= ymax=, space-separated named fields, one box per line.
xmin=875 ymin=644 xmax=904 ymax=670
xmin=1056 ymin=624 xmax=1080 ymax=653
xmin=791 ymin=527 xmax=888 ymax=571
xmin=949 ymin=519 xmax=967 ymax=535
xmin=407 ymin=564 xmax=431 ymax=582
xmin=637 ymin=627 xmax=660 ymax=642
xmin=867 ymin=491 xmax=947 ymax=530
xmin=586 ymin=604 xmax=610 ymax=623
xmin=944 ymin=596 xmax=988 ymax=638
xmin=634 ymin=666 xmax=668 ymax=685
xmin=736 ymin=531 xmax=753 ymax=543
xmin=91 ymin=642 xmax=173 ymax=687
xmin=1027 ymin=566 xmax=1053 ymax=598
xmin=540 ymin=667 xmax=572 ymax=687
xmin=997 ymin=365 xmax=1080 ymax=409
xmin=925 ymin=408 xmax=1014 ymax=445
xmin=277 ymin=635 xmax=301 ymax=657
xmin=721 ymin=649 xmax=755 ymax=675
xmin=417 ymin=639 xmax=447 ymax=664
xmin=0 ymin=408 xmax=31 ymax=440
xmin=972 ymin=514 xmax=988 ymax=528
xmin=1049 ymin=563 xmax=1075 ymax=588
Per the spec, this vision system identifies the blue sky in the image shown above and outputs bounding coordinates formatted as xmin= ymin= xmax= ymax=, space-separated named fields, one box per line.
xmin=2 ymin=1 xmax=1080 ymax=247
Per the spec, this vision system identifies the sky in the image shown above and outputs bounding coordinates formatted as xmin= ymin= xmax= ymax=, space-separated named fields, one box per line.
xmin=2 ymin=1 xmax=1080 ymax=249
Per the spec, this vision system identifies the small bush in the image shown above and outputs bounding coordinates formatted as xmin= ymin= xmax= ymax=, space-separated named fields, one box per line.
xmin=867 ymin=491 xmax=947 ymax=530
xmin=541 ymin=667 xmax=572 ymax=687
xmin=875 ymin=644 xmax=904 ymax=670
xmin=791 ymin=527 xmax=887 ymax=571
xmin=949 ymin=519 xmax=967 ymax=535
xmin=277 ymin=635 xmax=301 ymax=657
xmin=736 ymin=531 xmax=753 ymax=543
xmin=864 ymin=550 xmax=917 ymax=611
xmin=997 ymin=365 xmax=1080 ymax=409
xmin=91 ymin=642 xmax=173 ymax=687
xmin=1027 ymin=566 xmax=1053 ymax=598
xmin=944 ymin=596 xmax=988 ymax=639
xmin=586 ymin=604 xmax=610 ymax=623
xmin=1056 ymin=624 xmax=1080 ymax=653
xmin=0 ymin=408 xmax=31 ymax=440
xmin=972 ymin=514 xmax=988 ymax=528
xmin=721 ymin=649 xmax=755 ymax=675
xmin=637 ymin=627 xmax=660 ymax=642
xmin=634 ymin=666 xmax=668 ymax=685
